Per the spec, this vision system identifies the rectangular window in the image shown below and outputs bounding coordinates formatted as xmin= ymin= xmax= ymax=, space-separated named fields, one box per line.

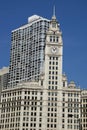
xmin=56 ymin=37 xmax=58 ymax=42
xmin=50 ymin=36 xmax=52 ymax=42
xmin=41 ymin=80 xmax=43 ymax=86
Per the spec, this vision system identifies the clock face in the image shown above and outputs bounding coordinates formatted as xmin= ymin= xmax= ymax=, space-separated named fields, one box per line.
xmin=51 ymin=47 xmax=58 ymax=54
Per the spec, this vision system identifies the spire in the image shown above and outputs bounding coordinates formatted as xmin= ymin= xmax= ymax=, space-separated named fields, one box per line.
xmin=52 ymin=5 xmax=56 ymax=20
xmin=53 ymin=5 xmax=56 ymax=17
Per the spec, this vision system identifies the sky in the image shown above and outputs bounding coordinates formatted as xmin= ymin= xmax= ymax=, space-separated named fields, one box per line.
xmin=0 ymin=0 xmax=87 ymax=89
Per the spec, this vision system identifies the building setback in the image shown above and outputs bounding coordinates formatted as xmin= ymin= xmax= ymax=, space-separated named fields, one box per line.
xmin=0 ymin=11 xmax=86 ymax=130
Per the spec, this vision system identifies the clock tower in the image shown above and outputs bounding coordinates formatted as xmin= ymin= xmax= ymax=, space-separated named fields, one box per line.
xmin=44 ymin=10 xmax=63 ymax=90
xmin=43 ymin=10 xmax=63 ymax=130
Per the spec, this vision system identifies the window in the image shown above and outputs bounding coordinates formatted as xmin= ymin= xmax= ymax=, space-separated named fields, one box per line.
xmin=62 ymin=103 xmax=65 ymax=106
xmin=40 ymin=112 xmax=42 ymax=116
xmin=39 ymin=118 xmax=42 ymax=122
xmin=23 ymin=123 xmax=25 ymax=126
xmin=40 ymin=92 xmax=43 ymax=95
xmin=40 ymin=107 xmax=42 ymax=111
xmin=50 ymin=36 xmax=52 ymax=42
xmin=63 ymin=93 xmax=65 ymax=96
xmin=62 ymin=119 xmax=65 ymax=123
xmin=54 ymin=124 xmax=57 ymax=128
xmin=50 ymin=35 xmax=59 ymax=43
xmin=62 ymin=108 xmax=65 ymax=112
xmin=41 ymin=80 xmax=43 ymax=86
xmin=56 ymin=37 xmax=58 ymax=42
xmin=39 ymin=124 xmax=41 ymax=127
xmin=63 ymin=82 xmax=65 ymax=87
xmin=62 ymin=114 xmax=65 ymax=117
xmin=62 ymin=124 xmax=65 ymax=128
xmin=53 ymin=36 xmax=55 ymax=42
xmin=63 ymin=98 xmax=65 ymax=101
